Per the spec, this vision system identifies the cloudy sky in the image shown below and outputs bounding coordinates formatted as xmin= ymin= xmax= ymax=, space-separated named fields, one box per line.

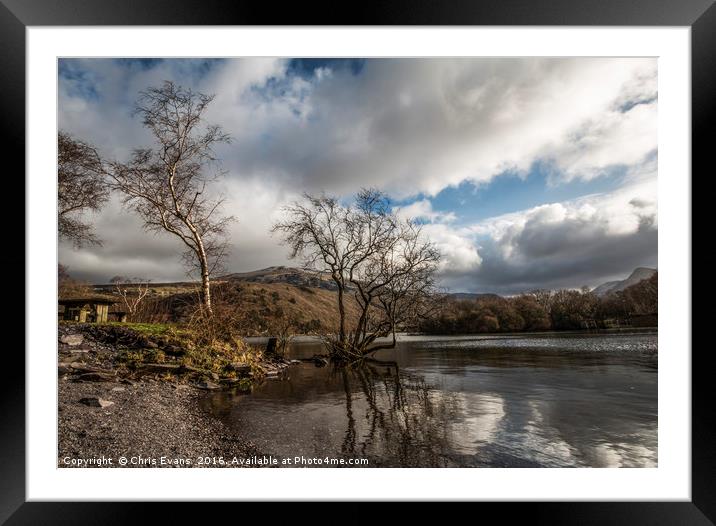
xmin=58 ymin=57 xmax=657 ymax=294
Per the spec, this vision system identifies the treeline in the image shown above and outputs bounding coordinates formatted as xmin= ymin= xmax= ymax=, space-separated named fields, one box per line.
xmin=419 ymin=273 xmax=657 ymax=334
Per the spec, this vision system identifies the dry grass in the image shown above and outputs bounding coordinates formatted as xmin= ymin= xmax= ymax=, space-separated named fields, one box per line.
xmin=211 ymin=281 xmax=361 ymax=337
xmin=80 ymin=321 xmax=262 ymax=381
xmin=130 ymin=281 xmax=361 ymax=337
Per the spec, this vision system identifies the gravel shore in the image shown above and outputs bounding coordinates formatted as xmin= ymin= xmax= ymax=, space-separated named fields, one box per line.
xmin=58 ymin=379 xmax=263 ymax=468
xmin=57 ymin=325 xmax=264 ymax=468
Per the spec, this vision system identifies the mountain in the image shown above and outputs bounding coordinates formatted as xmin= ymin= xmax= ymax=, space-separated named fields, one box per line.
xmin=220 ymin=266 xmax=339 ymax=290
xmin=591 ymin=280 xmax=621 ymax=297
xmin=592 ymin=267 xmax=657 ymax=297
xmin=223 ymin=269 xmax=508 ymax=300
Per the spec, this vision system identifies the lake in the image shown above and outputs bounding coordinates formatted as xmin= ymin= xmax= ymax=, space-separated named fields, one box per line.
xmin=200 ymin=331 xmax=658 ymax=467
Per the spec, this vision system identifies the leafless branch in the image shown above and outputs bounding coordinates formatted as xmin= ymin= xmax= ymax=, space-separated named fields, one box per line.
xmin=273 ymin=188 xmax=441 ymax=361
xmin=58 ymin=131 xmax=109 ymax=247
xmin=106 ymin=81 xmax=234 ymax=314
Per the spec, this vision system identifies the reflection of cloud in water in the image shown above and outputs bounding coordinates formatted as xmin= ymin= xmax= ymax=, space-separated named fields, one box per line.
xmin=518 ymin=400 xmax=657 ymax=467
xmin=589 ymin=442 xmax=657 ymax=468
xmin=447 ymin=392 xmax=506 ymax=453
xmin=523 ymin=400 xmax=580 ymax=466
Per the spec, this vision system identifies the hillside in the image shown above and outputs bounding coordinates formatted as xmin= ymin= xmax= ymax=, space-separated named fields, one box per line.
xmin=592 ymin=267 xmax=657 ymax=297
xmin=93 ymin=281 xmax=199 ymax=297
xmin=220 ymin=266 xmax=339 ymax=291
xmin=85 ymin=265 xmax=656 ymax=336
xmin=90 ymin=267 xmax=365 ymax=336
xmin=140 ymin=280 xmax=360 ymax=337
xmin=215 ymin=281 xmax=360 ymax=335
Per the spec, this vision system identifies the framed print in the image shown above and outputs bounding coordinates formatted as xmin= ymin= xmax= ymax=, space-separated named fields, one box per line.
xmin=3 ymin=0 xmax=711 ymax=522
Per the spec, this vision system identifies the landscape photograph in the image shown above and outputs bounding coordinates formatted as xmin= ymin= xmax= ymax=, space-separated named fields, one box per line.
xmin=57 ymin=57 xmax=658 ymax=468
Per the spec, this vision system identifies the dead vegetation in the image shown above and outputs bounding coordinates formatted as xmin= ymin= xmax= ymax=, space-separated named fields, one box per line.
xmin=68 ymin=320 xmax=263 ymax=385
xmin=125 ymin=281 xmax=361 ymax=337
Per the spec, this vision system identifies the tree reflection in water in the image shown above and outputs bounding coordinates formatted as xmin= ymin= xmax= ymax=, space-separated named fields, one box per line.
xmin=339 ymin=360 xmax=462 ymax=467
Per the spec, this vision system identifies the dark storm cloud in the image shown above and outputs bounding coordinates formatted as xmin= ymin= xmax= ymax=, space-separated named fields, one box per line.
xmin=433 ymin=179 xmax=658 ymax=293
xmin=451 ymin=225 xmax=658 ymax=294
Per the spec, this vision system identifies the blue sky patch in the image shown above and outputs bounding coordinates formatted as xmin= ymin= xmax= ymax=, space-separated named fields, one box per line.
xmin=288 ymin=58 xmax=365 ymax=78
xmin=395 ymin=163 xmax=628 ymax=225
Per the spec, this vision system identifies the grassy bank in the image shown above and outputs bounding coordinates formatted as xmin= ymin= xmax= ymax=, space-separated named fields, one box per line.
xmin=61 ymin=321 xmax=279 ymax=386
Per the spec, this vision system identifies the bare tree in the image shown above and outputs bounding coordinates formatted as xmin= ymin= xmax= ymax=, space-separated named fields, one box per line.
xmin=107 ymin=81 xmax=234 ymax=314
xmin=58 ymin=263 xmax=93 ymax=299
xmin=110 ymin=276 xmax=151 ymax=321
xmin=273 ymin=188 xmax=440 ymax=361
xmin=58 ymin=131 xmax=109 ymax=247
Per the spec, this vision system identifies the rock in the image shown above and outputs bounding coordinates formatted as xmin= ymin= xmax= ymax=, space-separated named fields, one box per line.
xmin=145 ymin=341 xmax=159 ymax=349
xmin=178 ymin=364 xmax=202 ymax=374
xmin=67 ymin=362 xmax=103 ymax=374
xmin=164 ymin=345 xmax=186 ymax=357
xmin=110 ymin=386 xmax=126 ymax=392
xmin=79 ymin=397 xmax=114 ymax=408
xmin=58 ymin=364 xmax=75 ymax=376
xmin=289 ymin=360 xmax=301 ymax=365
xmin=75 ymin=372 xmax=116 ymax=383
xmin=210 ymin=372 xmax=220 ymax=381
xmin=60 ymin=334 xmax=84 ymax=346
xmin=194 ymin=381 xmax=221 ymax=390
xmin=312 ymin=356 xmax=329 ymax=367
xmin=229 ymin=363 xmax=252 ymax=375
xmin=138 ymin=363 xmax=180 ymax=373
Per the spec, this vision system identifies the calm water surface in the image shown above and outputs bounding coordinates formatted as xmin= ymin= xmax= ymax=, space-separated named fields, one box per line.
xmin=201 ymin=331 xmax=657 ymax=467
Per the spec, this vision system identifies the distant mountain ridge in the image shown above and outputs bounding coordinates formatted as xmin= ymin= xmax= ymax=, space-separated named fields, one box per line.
xmin=99 ymin=265 xmax=655 ymax=300
xmin=592 ymin=267 xmax=657 ymax=297
xmin=222 ymin=268 xmax=510 ymax=299
xmin=220 ymin=266 xmax=339 ymax=291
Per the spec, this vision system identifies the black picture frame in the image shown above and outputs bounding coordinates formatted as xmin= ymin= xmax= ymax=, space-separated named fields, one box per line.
xmin=2 ymin=0 xmax=709 ymax=523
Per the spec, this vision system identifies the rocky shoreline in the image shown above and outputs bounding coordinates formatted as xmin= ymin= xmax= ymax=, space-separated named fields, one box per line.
xmin=57 ymin=324 xmax=294 ymax=468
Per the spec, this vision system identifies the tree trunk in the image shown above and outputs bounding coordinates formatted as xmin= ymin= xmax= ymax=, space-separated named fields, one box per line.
xmin=200 ymin=266 xmax=212 ymax=315
xmin=196 ymin=241 xmax=212 ymax=315
xmin=352 ymin=293 xmax=370 ymax=350
xmin=185 ymin=220 xmax=213 ymax=315
xmin=337 ymin=285 xmax=346 ymax=344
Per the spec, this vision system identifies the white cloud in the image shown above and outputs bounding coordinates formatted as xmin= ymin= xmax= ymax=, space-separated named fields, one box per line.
xmin=58 ymin=58 xmax=658 ymax=290
xmin=422 ymin=223 xmax=482 ymax=275
xmin=222 ymin=177 xmax=301 ymax=272
xmin=394 ymin=199 xmax=456 ymax=224
xmin=546 ymin=102 xmax=657 ymax=181
xmin=220 ymin=57 xmax=657 ymax=198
